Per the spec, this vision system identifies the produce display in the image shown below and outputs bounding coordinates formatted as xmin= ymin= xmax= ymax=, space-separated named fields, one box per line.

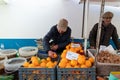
xmin=92 ymin=49 xmax=120 ymax=76
xmin=59 ymin=43 xmax=94 ymax=68
xmin=57 ymin=43 xmax=96 ymax=80
xmin=20 ymin=56 xmax=58 ymax=80
xmin=3 ymin=43 xmax=120 ymax=80
xmin=97 ymin=51 xmax=120 ymax=64
xmin=23 ymin=56 xmax=57 ymax=68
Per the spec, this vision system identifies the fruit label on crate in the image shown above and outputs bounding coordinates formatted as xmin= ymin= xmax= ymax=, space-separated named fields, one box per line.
xmin=66 ymin=51 xmax=79 ymax=60
xmin=71 ymin=43 xmax=80 ymax=48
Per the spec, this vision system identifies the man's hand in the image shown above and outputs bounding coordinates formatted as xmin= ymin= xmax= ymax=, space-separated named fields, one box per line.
xmin=48 ymin=50 xmax=57 ymax=58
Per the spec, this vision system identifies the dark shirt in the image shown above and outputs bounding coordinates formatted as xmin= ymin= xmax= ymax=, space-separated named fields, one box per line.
xmin=89 ymin=22 xmax=120 ymax=49
xmin=43 ymin=25 xmax=71 ymax=53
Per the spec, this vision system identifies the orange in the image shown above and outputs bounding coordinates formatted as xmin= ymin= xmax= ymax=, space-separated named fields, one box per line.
xmin=40 ymin=62 xmax=46 ymax=68
xmin=31 ymin=56 xmax=37 ymax=61
xmin=85 ymin=60 xmax=92 ymax=68
xmin=88 ymin=57 xmax=94 ymax=63
xmin=66 ymin=62 xmax=71 ymax=67
xmin=41 ymin=59 xmax=47 ymax=63
xmin=23 ymin=62 xmax=29 ymax=67
xmin=78 ymin=55 xmax=86 ymax=60
xmin=58 ymin=61 xmax=66 ymax=68
xmin=70 ymin=60 xmax=77 ymax=67
xmin=61 ymin=58 xmax=68 ymax=63
xmin=53 ymin=53 xmax=57 ymax=58
xmin=46 ymin=57 xmax=51 ymax=61
xmin=78 ymin=55 xmax=86 ymax=65
xmin=32 ymin=59 xmax=39 ymax=66
xmin=61 ymin=50 xmax=67 ymax=58
xmin=46 ymin=61 xmax=54 ymax=68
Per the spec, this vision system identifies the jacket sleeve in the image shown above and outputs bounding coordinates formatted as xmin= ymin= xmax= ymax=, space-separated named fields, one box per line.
xmin=58 ymin=28 xmax=71 ymax=49
xmin=112 ymin=27 xmax=120 ymax=49
xmin=43 ymin=27 xmax=54 ymax=52
xmin=89 ymin=23 xmax=98 ymax=47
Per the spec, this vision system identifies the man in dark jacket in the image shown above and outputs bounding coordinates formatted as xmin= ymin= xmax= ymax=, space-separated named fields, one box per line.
xmin=89 ymin=11 xmax=120 ymax=50
xmin=43 ymin=18 xmax=71 ymax=58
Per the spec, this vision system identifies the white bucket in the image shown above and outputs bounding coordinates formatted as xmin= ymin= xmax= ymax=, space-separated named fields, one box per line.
xmin=19 ymin=46 xmax=38 ymax=57
xmin=4 ymin=57 xmax=27 ymax=73
xmin=0 ymin=49 xmax=17 ymax=57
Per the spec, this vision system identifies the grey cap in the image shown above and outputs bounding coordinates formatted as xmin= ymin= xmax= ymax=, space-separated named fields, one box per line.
xmin=102 ymin=11 xmax=114 ymax=18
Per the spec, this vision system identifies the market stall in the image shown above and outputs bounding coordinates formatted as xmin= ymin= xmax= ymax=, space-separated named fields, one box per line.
xmin=0 ymin=0 xmax=120 ymax=80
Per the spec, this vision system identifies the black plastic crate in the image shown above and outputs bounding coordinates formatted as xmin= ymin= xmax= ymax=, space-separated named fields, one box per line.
xmin=57 ymin=67 xmax=96 ymax=80
xmin=19 ymin=67 xmax=57 ymax=80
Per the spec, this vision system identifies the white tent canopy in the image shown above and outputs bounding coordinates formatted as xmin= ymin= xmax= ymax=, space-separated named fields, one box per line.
xmin=80 ymin=0 xmax=120 ymax=7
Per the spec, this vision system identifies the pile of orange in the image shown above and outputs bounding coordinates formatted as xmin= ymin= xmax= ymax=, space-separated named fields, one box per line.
xmin=59 ymin=55 xmax=94 ymax=68
xmin=58 ymin=43 xmax=94 ymax=68
xmin=23 ymin=56 xmax=57 ymax=68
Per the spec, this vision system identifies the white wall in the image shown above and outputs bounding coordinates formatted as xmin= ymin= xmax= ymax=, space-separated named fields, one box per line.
xmin=0 ymin=0 xmax=120 ymax=39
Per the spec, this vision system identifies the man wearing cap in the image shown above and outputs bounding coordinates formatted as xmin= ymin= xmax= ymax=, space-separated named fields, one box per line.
xmin=43 ymin=18 xmax=71 ymax=58
xmin=89 ymin=11 xmax=120 ymax=50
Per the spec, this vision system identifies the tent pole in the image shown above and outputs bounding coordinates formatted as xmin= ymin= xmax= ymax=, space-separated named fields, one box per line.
xmin=81 ymin=0 xmax=86 ymax=38
xmin=81 ymin=0 xmax=89 ymax=55
xmin=95 ymin=0 xmax=105 ymax=66
xmin=83 ymin=0 xmax=89 ymax=55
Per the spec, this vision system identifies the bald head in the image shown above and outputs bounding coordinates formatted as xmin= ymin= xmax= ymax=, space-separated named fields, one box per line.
xmin=57 ymin=18 xmax=68 ymax=32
